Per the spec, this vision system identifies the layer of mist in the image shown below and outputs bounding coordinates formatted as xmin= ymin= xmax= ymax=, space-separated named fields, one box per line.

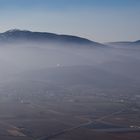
xmin=0 ymin=42 xmax=140 ymax=92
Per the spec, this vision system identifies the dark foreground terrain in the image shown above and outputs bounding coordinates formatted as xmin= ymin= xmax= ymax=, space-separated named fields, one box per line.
xmin=0 ymin=41 xmax=140 ymax=140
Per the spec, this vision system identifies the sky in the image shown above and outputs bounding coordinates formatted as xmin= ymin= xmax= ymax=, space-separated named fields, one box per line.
xmin=0 ymin=0 xmax=140 ymax=42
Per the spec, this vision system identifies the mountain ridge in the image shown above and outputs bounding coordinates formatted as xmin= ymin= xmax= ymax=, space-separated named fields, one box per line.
xmin=0 ymin=29 xmax=104 ymax=47
xmin=106 ymin=40 xmax=140 ymax=47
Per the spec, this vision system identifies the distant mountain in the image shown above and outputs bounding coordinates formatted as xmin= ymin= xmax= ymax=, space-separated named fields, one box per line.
xmin=133 ymin=40 xmax=140 ymax=45
xmin=0 ymin=29 xmax=104 ymax=47
xmin=107 ymin=40 xmax=140 ymax=47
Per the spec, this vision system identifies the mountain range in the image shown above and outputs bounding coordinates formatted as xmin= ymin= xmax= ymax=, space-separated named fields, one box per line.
xmin=0 ymin=29 xmax=139 ymax=48
xmin=0 ymin=29 xmax=104 ymax=47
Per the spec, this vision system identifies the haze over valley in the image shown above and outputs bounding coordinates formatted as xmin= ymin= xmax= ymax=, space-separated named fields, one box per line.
xmin=0 ymin=29 xmax=140 ymax=140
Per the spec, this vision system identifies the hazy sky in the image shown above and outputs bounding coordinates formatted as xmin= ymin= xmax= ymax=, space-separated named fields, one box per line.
xmin=0 ymin=0 xmax=140 ymax=42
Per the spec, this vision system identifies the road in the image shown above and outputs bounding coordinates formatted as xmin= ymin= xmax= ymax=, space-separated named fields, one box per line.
xmin=37 ymin=109 xmax=127 ymax=140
